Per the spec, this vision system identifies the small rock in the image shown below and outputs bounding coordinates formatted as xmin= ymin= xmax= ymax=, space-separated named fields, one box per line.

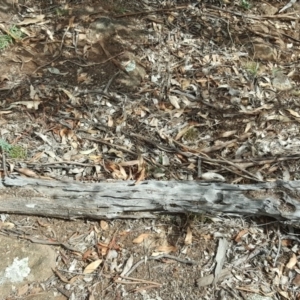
xmin=272 ymin=72 xmax=292 ymax=91
xmin=0 ymin=236 xmax=57 ymax=298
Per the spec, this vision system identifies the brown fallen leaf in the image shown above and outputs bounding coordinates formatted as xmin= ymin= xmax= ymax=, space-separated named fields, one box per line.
xmin=17 ymin=168 xmax=39 ymax=178
xmin=153 ymin=245 xmax=177 ymax=255
xmin=184 ymin=227 xmax=193 ymax=245
xmin=133 ymin=233 xmax=150 ymax=244
xmin=83 ymin=259 xmax=102 ymax=274
xmin=52 ymin=268 xmax=71 ymax=283
xmin=0 ymin=221 xmax=15 ymax=230
xmin=286 ymin=253 xmax=297 ymax=269
xmin=37 ymin=219 xmax=51 ymax=227
xmin=100 ymin=220 xmax=109 ymax=231
xmin=17 ymin=284 xmax=29 ymax=296
xmin=83 ymin=249 xmax=98 ymax=261
xmin=234 ymin=229 xmax=249 ymax=243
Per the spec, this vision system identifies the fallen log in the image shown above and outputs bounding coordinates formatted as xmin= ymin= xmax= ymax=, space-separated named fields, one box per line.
xmin=1 ymin=176 xmax=300 ymax=222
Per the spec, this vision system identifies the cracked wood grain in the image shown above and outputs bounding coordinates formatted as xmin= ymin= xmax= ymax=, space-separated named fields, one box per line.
xmin=1 ymin=176 xmax=300 ymax=221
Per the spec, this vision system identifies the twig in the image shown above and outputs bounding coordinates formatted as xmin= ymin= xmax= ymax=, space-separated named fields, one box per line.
xmin=116 ymin=275 xmax=161 ymax=286
xmin=125 ymin=254 xmax=197 ymax=278
xmin=1 ymin=145 xmax=7 ymax=177
xmin=95 ymin=71 xmax=121 ymax=103
xmin=273 ymin=225 xmax=282 ymax=267
xmin=32 ymin=53 xmax=62 ymax=74
xmin=61 ymin=51 xmax=124 ymax=67
xmin=114 ymin=5 xmax=189 ymax=18
xmin=207 ymin=5 xmax=299 ymax=20
xmin=131 ymin=284 xmax=161 ymax=293
xmin=218 ymin=156 xmax=261 ymax=182
xmin=1 ymin=229 xmax=82 ymax=253
xmin=99 ymin=40 xmax=129 ymax=75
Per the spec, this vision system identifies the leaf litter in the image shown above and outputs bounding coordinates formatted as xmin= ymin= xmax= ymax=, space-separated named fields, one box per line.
xmin=1 ymin=0 xmax=300 ymax=299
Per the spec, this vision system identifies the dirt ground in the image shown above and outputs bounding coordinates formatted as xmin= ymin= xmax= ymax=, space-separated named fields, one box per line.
xmin=1 ymin=0 xmax=300 ymax=299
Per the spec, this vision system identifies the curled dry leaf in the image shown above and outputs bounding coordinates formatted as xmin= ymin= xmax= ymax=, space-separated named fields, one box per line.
xmin=83 ymin=259 xmax=102 ymax=274
xmin=17 ymin=15 xmax=45 ymax=25
xmin=201 ymin=172 xmax=225 ymax=182
xmin=52 ymin=268 xmax=71 ymax=283
xmin=175 ymin=125 xmax=194 ymax=141
xmin=60 ymin=88 xmax=78 ymax=105
xmin=286 ymin=109 xmax=300 ymax=118
xmin=14 ymin=101 xmax=41 ymax=110
xmin=80 ymin=147 xmax=97 ymax=155
xmin=17 ymin=284 xmax=29 ymax=297
xmin=153 ymin=245 xmax=177 ymax=255
xmin=184 ymin=227 xmax=193 ymax=245
xmin=286 ymin=253 xmax=297 ymax=269
xmin=219 ymin=130 xmax=237 ymax=138
xmin=17 ymin=168 xmax=39 ymax=178
xmin=134 ymin=167 xmax=146 ymax=185
xmin=234 ymin=229 xmax=249 ymax=243
xmin=37 ymin=219 xmax=51 ymax=227
xmin=169 ymin=95 xmax=180 ymax=109
xmin=100 ymin=220 xmax=109 ymax=231
xmin=97 ymin=242 xmax=109 ymax=256
xmin=119 ymin=160 xmax=139 ymax=167
xmin=0 ymin=222 xmax=15 ymax=229
xmin=82 ymin=249 xmax=98 ymax=261
xmin=132 ymin=233 xmax=150 ymax=244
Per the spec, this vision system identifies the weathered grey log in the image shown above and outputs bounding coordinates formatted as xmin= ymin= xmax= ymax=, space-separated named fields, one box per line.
xmin=1 ymin=176 xmax=300 ymax=221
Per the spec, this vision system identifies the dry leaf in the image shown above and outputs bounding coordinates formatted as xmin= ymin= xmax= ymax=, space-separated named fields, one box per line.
xmin=28 ymin=151 xmax=44 ymax=163
xmin=120 ymin=255 xmax=133 ymax=276
xmin=201 ymin=234 xmax=212 ymax=241
xmin=97 ymin=242 xmax=109 ymax=256
xmin=13 ymin=101 xmax=41 ymax=110
xmin=17 ymin=168 xmax=39 ymax=178
xmin=219 ymin=130 xmax=237 ymax=138
xmin=60 ymin=88 xmax=78 ymax=105
xmin=119 ymin=230 xmax=131 ymax=236
xmin=265 ymin=115 xmax=291 ymax=122
xmin=201 ymin=172 xmax=225 ymax=182
xmin=18 ymin=284 xmax=29 ymax=296
xmin=37 ymin=219 xmax=51 ymax=227
xmin=119 ymin=160 xmax=139 ymax=167
xmin=292 ymin=274 xmax=300 ymax=286
xmin=80 ymin=147 xmax=97 ymax=155
xmin=0 ymin=222 xmax=15 ymax=229
xmin=108 ymin=115 xmax=114 ymax=127
xmin=181 ymin=79 xmax=190 ymax=90
xmin=133 ymin=233 xmax=150 ymax=244
xmin=100 ymin=220 xmax=109 ymax=231
xmin=286 ymin=109 xmax=300 ymax=118
xmin=175 ymin=125 xmax=194 ymax=141
xmin=213 ymin=238 xmax=229 ymax=284
xmin=135 ymin=167 xmax=146 ymax=185
xmin=169 ymin=95 xmax=180 ymax=109
xmin=278 ymin=290 xmax=290 ymax=299
xmin=281 ymin=239 xmax=292 ymax=247
xmin=77 ymin=72 xmax=89 ymax=83
xmin=154 ymin=245 xmax=177 ymax=254
xmin=17 ymin=15 xmax=45 ymax=25
xmin=234 ymin=229 xmax=248 ymax=242
xmin=52 ymin=268 xmax=71 ymax=283
xmin=184 ymin=227 xmax=193 ymax=245
xmin=83 ymin=259 xmax=102 ymax=274
xmin=286 ymin=253 xmax=297 ymax=269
